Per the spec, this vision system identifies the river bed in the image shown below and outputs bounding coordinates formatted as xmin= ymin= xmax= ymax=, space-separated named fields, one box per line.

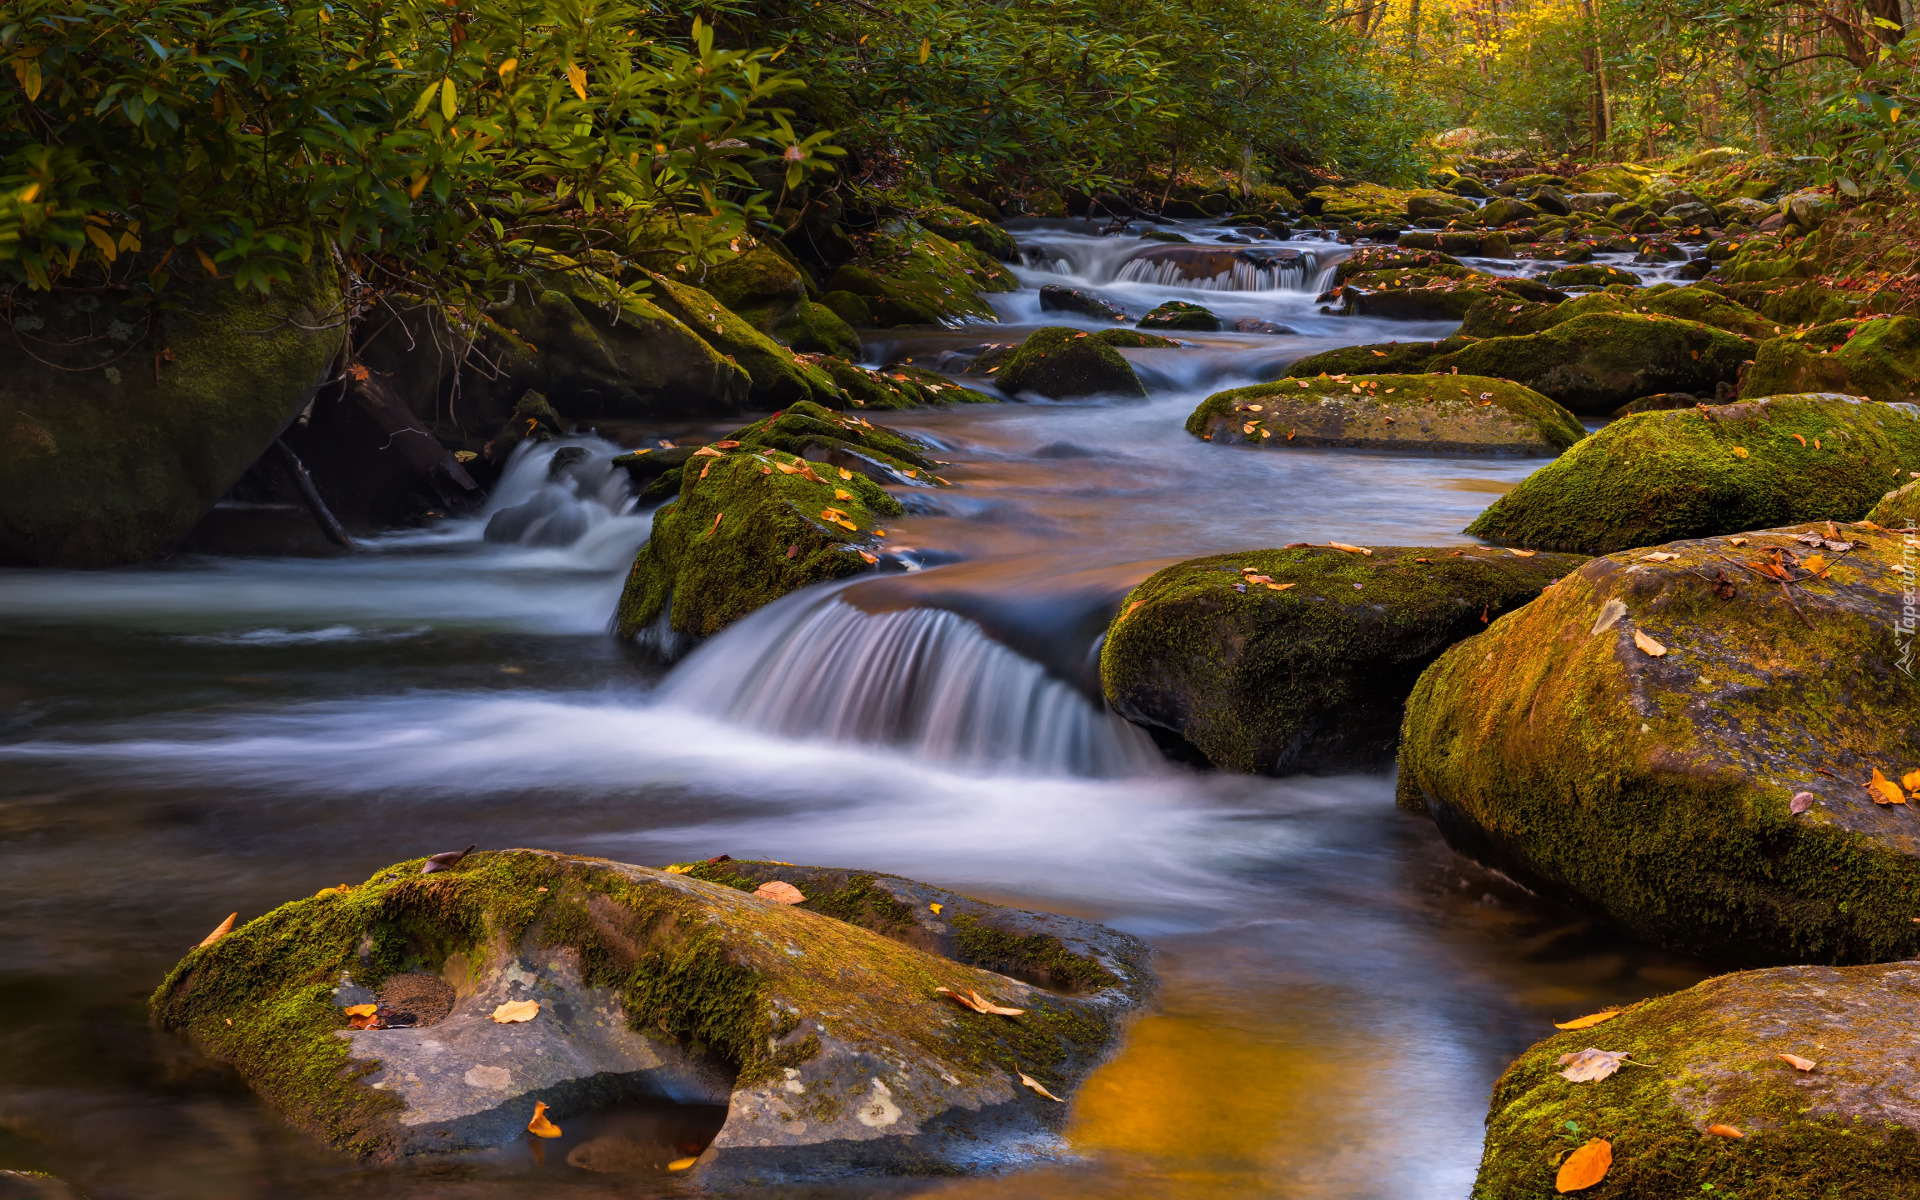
xmin=0 ymin=219 xmax=1708 ymax=1199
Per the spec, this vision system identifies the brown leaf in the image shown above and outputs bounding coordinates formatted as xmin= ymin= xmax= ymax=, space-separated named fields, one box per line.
xmin=492 ymin=999 xmax=540 ymax=1024
xmin=1869 ymin=768 xmax=1908 ymax=806
xmin=714 ymin=440 xmax=741 ymax=449
xmin=693 ymin=446 xmax=726 ymax=458
xmin=528 ymin=1101 xmax=563 ymax=1139
xmin=1554 ymin=1010 xmax=1622 ymax=1031
xmin=1558 ymin=1048 xmax=1631 ymax=1082
xmin=935 ymin=987 xmax=1026 ymax=1016
xmin=1019 ymin=1072 xmax=1063 ymax=1101
xmin=1555 ymin=1138 xmax=1612 ymax=1192
xmin=1633 ymin=629 xmax=1668 ymax=657
xmin=421 ymin=845 xmax=475 ymax=874
xmin=1779 ymin=1053 xmax=1816 ymax=1071
xmin=1790 ymin=792 xmax=1815 ymax=815
xmin=197 ymin=912 xmax=238 ymax=948
xmin=754 ymin=880 xmax=807 ymax=905
xmin=1706 ymin=1124 xmax=1744 ymax=1139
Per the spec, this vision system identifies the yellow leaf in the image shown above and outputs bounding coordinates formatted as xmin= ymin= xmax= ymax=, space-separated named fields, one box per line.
xmin=197 ymin=912 xmax=237 ymax=948
xmin=1731 ymin=446 xmax=1749 ymax=458
xmin=693 ymin=445 xmax=726 ymax=457
xmin=1869 ymin=768 xmax=1907 ymax=806
xmin=834 ymin=487 xmax=852 ymax=500
xmin=664 ymin=862 xmax=697 ymax=874
xmin=23 ymin=60 xmax=42 ymax=102
xmin=1904 ymin=770 xmax=1920 ymax=793
xmin=19 ymin=182 xmax=40 ymax=203
xmin=1802 ymin=554 xmax=1828 ymax=575
xmin=1328 ymin=541 xmax=1373 ymax=556
xmin=919 ymin=36 xmax=931 ymax=63
xmin=1727 ymin=536 xmax=1749 ymax=547
xmin=194 ymin=246 xmax=221 ymax=277
xmin=1554 ymin=1010 xmax=1621 ymax=1031
xmin=754 ymin=880 xmax=806 ymax=905
xmin=343 ymin=1004 xmax=378 ymax=1018
xmin=85 ymin=224 xmax=118 ymax=262
xmin=1019 ymin=1072 xmax=1062 ymax=1101
xmin=667 ymin=1157 xmax=697 ymax=1170
xmin=1555 ymin=1138 xmax=1611 ymax=1192
xmin=1633 ymin=628 xmax=1668 ymax=657
xmin=527 ymin=1101 xmax=563 ymax=1138
xmin=1508 ymin=548 xmax=1537 ymax=557
xmin=1779 ymin=1053 xmax=1816 ymax=1071
xmin=1706 ymin=1124 xmax=1744 ymax=1139
xmin=439 ymin=76 xmax=456 ymax=121
xmin=930 ymin=902 xmax=943 ymax=914
xmin=408 ymin=173 xmax=430 ymax=200
xmin=839 ymin=467 xmax=853 ymax=480
xmin=1266 ymin=582 xmax=1295 ymax=592
xmin=491 ymin=999 xmax=540 ymax=1023
xmin=567 ymin=62 xmax=587 ymax=101
xmin=498 ymin=57 xmax=518 ymax=80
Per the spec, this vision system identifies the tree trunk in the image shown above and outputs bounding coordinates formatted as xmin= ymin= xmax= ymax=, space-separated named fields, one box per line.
xmin=1407 ymin=0 xmax=1422 ymax=62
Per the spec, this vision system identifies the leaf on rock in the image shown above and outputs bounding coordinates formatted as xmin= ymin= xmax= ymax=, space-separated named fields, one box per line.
xmin=492 ymin=1000 xmax=540 ymax=1024
xmin=1728 ymin=536 xmax=1750 ymax=547
xmin=936 ymin=987 xmax=1025 ymax=1016
xmin=835 ymin=488 xmax=853 ymax=500
xmin=1633 ymin=629 xmax=1668 ymax=657
xmin=1266 ymin=582 xmax=1296 ymax=592
xmin=1731 ymin=446 xmax=1749 ymax=458
xmin=1903 ymin=769 xmax=1920 ymax=793
xmin=1869 ymin=768 xmax=1907 ymax=806
xmin=754 ymin=880 xmax=806 ymax=905
xmin=343 ymin=1004 xmax=378 ymax=1018
xmin=1555 ymin=1138 xmax=1611 ymax=1192
xmin=1019 ymin=1072 xmax=1063 ymax=1101
xmin=930 ymin=902 xmax=943 ymax=914
xmin=1558 ymin=1048 xmax=1631 ymax=1082
xmin=1328 ymin=541 xmax=1373 ymax=556
xmin=1642 ymin=552 xmax=1678 ymax=562
xmin=1118 ymin=599 xmax=1144 ymax=623
xmin=1706 ymin=1124 xmax=1744 ymax=1139
xmin=693 ymin=446 xmax=726 ymax=458
xmin=664 ymin=862 xmax=697 ymax=874
xmin=1779 ymin=1053 xmax=1816 ymax=1071
xmin=1508 ymin=548 xmax=1538 ymax=557
xmin=1790 ymin=792 xmax=1815 ymax=815
xmin=1554 ymin=1010 xmax=1622 ymax=1031
xmin=197 ymin=912 xmax=238 ymax=948
xmin=528 ymin=1101 xmax=563 ymax=1138
xmin=839 ymin=467 xmax=853 ymax=480
xmin=667 ymin=1157 xmax=697 ymax=1171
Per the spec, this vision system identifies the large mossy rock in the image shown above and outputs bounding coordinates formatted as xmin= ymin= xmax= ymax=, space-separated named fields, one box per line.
xmin=1138 ymin=300 xmax=1220 ymax=332
xmin=1462 ymin=285 xmax=1775 ymax=342
xmin=1476 ymin=962 xmax=1920 ymax=1199
xmin=1285 ymin=336 xmax=1476 ymax=378
xmin=916 ymin=204 xmax=1018 ymax=261
xmin=1101 ymin=545 xmax=1583 ymax=774
xmin=1398 ymin=522 xmax=1920 ymax=964
xmin=643 ymin=273 xmax=842 ymax=408
xmin=151 ymin=849 xmax=1150 ymax=1184
xmin=696 ymin=242 xmax=861 ymax=359
xmin=1429 ymin=313 xmax=1755 ymax=415
xmin=1338 ymin=265 xmax=1564 ymax=322
xmin=1867 ymin=478 xmax=1919 ymax=526
xmin=992 ymin=328 xmax=1147 ymax=400
xmin=1742 ymin=315 xmax=1920 ymax=405
xmin=827 ymin=221 xmax=1018 ymax=327
xmin=1467 ymin=394 xmax=1920 ymax=553
xmin=0 ymin=270 xmax=344 ymax=566
xmin=1186 ymin=373 xmax=1585 ymax=455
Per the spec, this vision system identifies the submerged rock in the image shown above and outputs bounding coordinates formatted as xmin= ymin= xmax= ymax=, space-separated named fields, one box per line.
xmin=1477 ymin=962 xmax=1920 ymax=1198
xmin=991 ymin=328 xmax=1147 ymax=400
xmin=1428 ymin=313 xmax=1754 ymax=414
xmin=1187 ymin=373 xmax=1584 ymax=455
xmin=151 ymin=850 xmax=1150 ymax=1185
xmin=1467 ymin=394 xmax=1920 ymax=553
xmin=1101 ymin=544 xmax=1583 ymax=774
xmin=1137 ymin=300 xmax=1220 ymax=332
xmin=1398 ymin=522 xmax=1920 ymax=964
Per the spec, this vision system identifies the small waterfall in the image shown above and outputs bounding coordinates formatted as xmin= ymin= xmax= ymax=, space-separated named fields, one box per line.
xmin=1114 ymin=254 xmax=1319 ymax=292
xmin=660 ymin=586 xmax=1164 ymax=778
xmin=482 ymin=437 xmax=641 ymax=550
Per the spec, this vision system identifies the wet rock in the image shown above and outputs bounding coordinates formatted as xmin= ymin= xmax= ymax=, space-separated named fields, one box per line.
xmin=991 ymin=328 xmax=1147 ymax=400
xmin=1339 ymin=266 xmax=1564 ymax=322
xmin=1138 ymin=301 xmax=1220 ymax=332
xmin=1544 ymin=263 xmax=1639 ymax=288
xmin=1405 ymin=192 xmax=1476 ymax=220
xmin=1397 ymin=230 xmax=1513 ymax=257
xmin=1528 ymin=185 xmax=1572 ymax=216
xmin=1331 ymin=245 xmax=1464 ymax=283
xmin=1460 ymin=284 xmax=1772 ymax=342
xmin=1124 ymin=243 xmax=1316 ymax=288
xmin=1564 ymin=191 xmax=1625 ymax=213
xmin=1429 ymin=313 xmax=1754 ymax=415
xmin=1466 ymin=393 xmax=1920 ymax=553
xmin=1093 ymin=330 xmax=1183 ymax=349
xmin=1867 ymin=478 xmax=1919 ymax=526
xmin=916 ymin=204 xmax=1018 ymax=261
xmin=1743 ymin=315 xmax=1920 ymax=405
xmin=814 ymin=357 xmax=995 ymax=411
xmin=1664 ymin=200 xmax=1716 ymax=225
xmin=1473 ymin=197 xmax=1541 ymax=227
xmin=1102 ymin=544 xmax=1584 ymax=774
xmin=1187 ymin=373 xmax=1584 ymax=455
xmin=1399 ymin=521 xmax=1920 ymax=963
xmin=0 ymin=267 xmax=343 ymax=566
xmin=1608 ymin=392 xmax=1700 ymax=418
xmin=152 ymin=849 xmax=1150 ymax=1184
xmin=1232 ymin=318 xmax=1297 ymax=335
xmin=827 ymin=221 xmax=1018 ymax=326
xmin=611 ymin=445 xmax=698 ymax=502
xmin=1286 ymin=336 xmax=1476 ymax=377
xmin=1137 ymin=228 xmax=1191 ymax=244
xmin=1039 ymin=284 xmax=1131 ymax=322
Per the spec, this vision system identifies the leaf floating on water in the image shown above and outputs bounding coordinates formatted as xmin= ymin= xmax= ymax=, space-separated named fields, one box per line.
xmin=754 ymin=881 xmax=806 ymax=905
xmin=1554 ymin=1010 xmax=1622 ymax=1031
xmin=1706 ymin=1124 xmax=1744 ymax=1139
xmin=1790 ymin=792 xmax=1815 ymax=815
xmin=1558 ymin=1048 xmax=1631 ymax=1082
xmin=1633 ymin=629 xmax=1668 ymax=657
xmin=1868 ymin=768 xmax=1908 ymax=806
xmin=493 ymin=1000 xmax=540 ymax=1024
xmin=198 ymin=912 xmax=238 ymax=948
xmin=528 ymin=1101 xmax=563 ymax=1138
xmin=1019 ymin=1072 xmax=1063 ymax=1101
xmin=935 ymin=987 xmax=1025 ymax=1016
xmin=668 ymin=1157 xmax=697 ymax=1171
xmin=1779 ymin=1053 xmax=1816 ymax=1071
xmin=1555 ymin=1138 xmax=1611 ymax=1192
xmin=1328 ymin=541 xmax=1373 ymax=556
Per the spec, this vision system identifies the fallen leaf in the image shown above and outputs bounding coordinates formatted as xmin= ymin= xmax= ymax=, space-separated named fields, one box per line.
xmin=1869 ymin=768 xmax=1907 ymax=806
xmin=1779 ymin=1053 xmax=1816 ymax=1071
xmin=1118 ymin=599 xmax=1145 ymax=623
xmin=857 ymin=550 xmax=879 ymax=565
xmin=705 ymin=512 xmax=724 ymax=538
xmin=839 ymin=467 xmax=853 ymax=480
xmin=1802 ymin=554 xmax=1829 ymax=575
xmin=1728 ymin=536 xmax=1749 ymax=547
xmin=198 ymin=912 xmax=238 ymax=948
xmin=1328 ymin=541 xmax=1373 ymax=556
xmin=754 ymin=881 xmax=806 ymax=905
xmin=1633 ymin=629 xmax=1668 ymax=657
xmin=1706 ymin=1124 xmax=1744 ymax=1138
xmin=492 ymin=1000 xmax=540 ymax=1024
xmin=930 ymin=902 xmax=943 ymax=914
xmin=1731 ymin=447 xmax=1748 ymax=458
xmin=834 ymin=488 xmax=853 ymax=500
xmin=935 ymin=987 xmax=1025 ymax=1016
xmin=1019 ymin=1072 xmax=1063 ymax=1101
xmin=1790 ymin=792 xmax=1815 ymax=815
xmin=1905 ymin=770 xmax=1920 ymax=793
xmin=775 ymin=461 xmax=801 ymax=475
xmin=1792 ymin=433 xmax=1806 ymax=446
xmin=1642 ymin=552 xmax=1678 ymax=562
xmin=1245 ymin=574 xmax=1273 ymax=585
xmin=693 ymin=446 xmax=726 ymax=458
xmin=664 ymin=863 xmax=697 ymax=874
xmin=1555 ymin=1138 xmax=1611 ymax=1192
xmin=714 ymin=440 xmax=741 ymax=450
xmin=667 ymin=1157 xmax=697 ymax=1171
xmin=1554 ymin=1010 xmax=1622 ymax=1031
xmin=1508 ymin=548 xmax=1537 ymax=557
xmin=343 ymin=1004 xmax=378 ymax=1018
xmin=1266 ymin=582 xmax=1296 ymax=592
xmin=527 ymin=1101 xmax=563 ymax=1138
xmin=1414 ymin=557 xmax=1430 ymax=563
xmin=421 ymin=844 xmax=476 ymax=874
xmin=1558 ymin=1048 xmax=1631 ymax=1082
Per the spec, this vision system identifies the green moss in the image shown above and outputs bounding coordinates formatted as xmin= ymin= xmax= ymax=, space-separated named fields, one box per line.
xmin=1430 ymin=313 xmax=1755 ymax=415
xmin=1867 ymin=479 xmax=1919 ymax=526
xmin=948 ymin=914 xmax=1122 ymax=995
xmin=643 ymin=272 xmax=841 ymax=408
xmin=731 ymin=398 xmax=938 ymax=474
xmin=994 ymin=327 xmax=1146 ymax=400
xmin=915 ymin=204 xmax=1017 ymax=261
xmin=1467 ymin=394 xmax=1920 ymax=552
xmin=1546 ymin=263 xmax=1641 ymax=287
xmin=1462 ymin=287 xmax=1774 ymax=343
xmin=1100 ymin=545 xmax=1584 ymax=774
xmin=826 ymin=222 xmax=1017 ymax=327
xmin=1138 ymin=301 xmax=1219 ymax=332
xmin=1747 ymin=316 xmax=1920 ymax=404
xmin=1094 ymin=329 xmax=1181 ymax=349
xmin=1397 ymin=523 xmax=1920 ymax=964
xmin=772 ymin=300 xmax=861 ymax=359
xmin=1286 ymin=336 xmax=1476 ymax=378
xmin=1332 ymin=245 xmax=1465 ymax=285
xmin=1189 ymin=372 xmax=1585 ymax=454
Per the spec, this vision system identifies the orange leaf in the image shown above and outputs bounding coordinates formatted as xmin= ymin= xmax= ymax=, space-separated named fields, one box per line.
xmin=1554 ymin=1010 xmax=1621 ymax=1031
xmin=492 ymin=999 xmax=540 ymax=1023
xmin=1508 ymin=548 xmax=1537 ymax=557
xmin=343 ymin=1003 xmax=378 ymax=1018
xmin=1266 ymin=582 xmax=1295 ymax=592
xmin=667 ymin=1156 xmax=697 ymax=1170
xmin=839 ymin=467 xmax=853 ymax=480
xmin=1779 ymin=1053 xmax=1816 ymax=1071
xmin=754 ymin=880 xmax=806 ymax=905
xmin=1555 ymin=1138 xmax=1611 ymax=1192
xmin=693 ymin=445 xmax=726 ymax=457
xmin=1707 ymin=1124 xmax=1744 ymax=1139
xmin=1633 ymin=629 xmax=1667 ymax=657
xmin=197 ymin=912 xmax=238 ymax=948
xmin=1869 ymin=768 xmax=1907 ymax=806
xmin=1328 ymin=542 xmax=1373 ymax=556
xmin=1904 ymin=770 xmax=1920 ymax=793
xmin=1118 ymin=599 xmax=1144 ymax=623
xmin=528 ymin=1101 xmax=563 ymax=1138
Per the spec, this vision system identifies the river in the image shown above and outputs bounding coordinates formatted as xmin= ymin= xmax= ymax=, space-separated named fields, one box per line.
xmin=0 ymin=219 xmax=1707 ymax=1199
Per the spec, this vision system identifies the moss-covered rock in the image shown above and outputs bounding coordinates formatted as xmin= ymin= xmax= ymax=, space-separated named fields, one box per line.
xmin=992 ymin=327 xmax=1147 ymax=400
xmin=151 ymin=849 xmax=1151 ymax=1182
xmin=1742 ymin=316 xmax=1920 ymax=405
xmin=1867 ymin=478 xmax=1919 ymax=527
xmin=1429 ymin=313 xmax=1755 ymax=415
xmin=916 ymin=204 xmax=1017 ymax=261
xmin=731 ymin=399 xmax=939 ymax=479
xmin=772 ymin=300 xmax=861 ymax=358
xmin=826 ymin=222 xmax=1018 ymax=326
xmin=1187 ymin=373 xmax=1584 ymax=455
xmin=1474 ymin=197 xmax=1542 ymax=227
xmin=1093 ymin=329 xmax=1182 ymax=349
xmin=1475 ymin=962 xmax=1920 ymax=1199
xmin=1285 ymin=336 xmax=1477 ymax=378
xmin=1545 ymin=263 xmax=1640 ymax=288
xmin=1461 ymin=285 xmax=1774 ymax=342
xmin=1332 ymin=245 xmax=1465 ymax=284
xmin=1138 ymin=300 xmax=1220 ymax=332
xmin=811 ymin=357 xmax=995 ymax=411
xmin=0 ymin=268 xmax=344 ymax=566
xmin=1101 ymin=545 xmax=1583 ymax=774
xmin=1306 ymin=182 xmax=1415 ymax=222
xmin=699 ymin=241 xmax=811 ymax=328
xmin=1039 ymin=284 xmax=1131 ymax=323
xmin=1466 ymin=394 xmax=1920 ymax=553
xmin=1340 ymin=266 xmax=1565 ymax=321
xmin=1399 ymin=520 xmax=1920 ymax=963
xmin=642 ymin=272 xmax=841 ymax=409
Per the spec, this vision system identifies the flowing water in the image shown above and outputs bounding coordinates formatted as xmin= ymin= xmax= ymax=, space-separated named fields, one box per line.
xmin=0 ymin=218 xmax=1709 ymax=1200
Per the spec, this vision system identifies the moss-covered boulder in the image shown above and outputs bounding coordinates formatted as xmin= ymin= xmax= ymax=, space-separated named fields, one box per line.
xmin=1138 ymin=300 xmax=1220 ymax=332
xmin=1476 ymin=962 xmax=1920 ymax=1199
xmin=1187 ymin=374 xmax=1584 ymax=455
xmin=1473 ymin=197 xmax=1541 ymax=227
xmin=1285 ymin=336 xmax=1476 ymax=377
xmin=1461 ymin=285 xmax=1774 ymax=342
xmin=1742 ymin=316 xmax=1920 ymax=405
xmin=1332 ymin=245 xmax=1465 ymax=285
xmin=1545 ymin=263 xmax=1640 ymax=288
xmin=1867 ymin=478 xmax=1919 ymax=527
xmin=151 ymin=849 xmax=1150 ymax=1183
xmin=1339 ymin=265 xmax=1564 ymax=321
xmin=732 ymin=400 xmax=940 ymax=480
xmin=1039 ymin=284 xmax=1131 ymax=323
xmin=1398 ymin=521 xmax=1920 ymax=963
xmin=826 ymin=222 xmax=1018 ymax=326
xmin=1467 ymin=394 xmax=1920 ymax=553
xmin=698 ymin=241 xmax=810 ymax=329
xmin=916 ymin=204 xmax=1018 ymax=261
xmin=1429 ymin=313 xmax=1755 ymax=415
xmin=0 ymin=268 xmax=344 ymax=566
xmin=1094 ymin=329 xmax=1181 ymax=349
xmin=812 ymin=357 xmax=995 ymax=411
xmin=1101 ymin=545 xmax=1583 ymax=774
xmin=992 ymin=328 xmax=1147 ymax=400
xmin=641 ymin=272 xmax=841 ymax=409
